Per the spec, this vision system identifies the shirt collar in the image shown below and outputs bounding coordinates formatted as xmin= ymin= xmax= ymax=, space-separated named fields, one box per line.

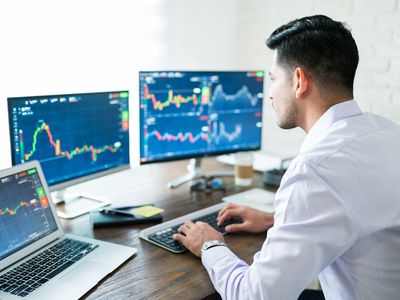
xmin=300 ymin=100 xmax=363 ymax=153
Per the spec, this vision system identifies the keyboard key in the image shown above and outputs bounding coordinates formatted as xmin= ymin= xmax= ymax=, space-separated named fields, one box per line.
xmin=45 ymin=260 xmax=75 ymax=279
xmin=11 ymin=284 xmax=28 ymax=294
xmin=24 ymin=287 xmax=35 ymax=293
xmin=0 ymin=283 xmax=10 ymax=291
xmin=38 ymin=278 xmax=49 ymax=284
xmin=31 ymin=283 xmax=41 ymax=289
xmin=5 ymin=284 xmax=18 ymax=292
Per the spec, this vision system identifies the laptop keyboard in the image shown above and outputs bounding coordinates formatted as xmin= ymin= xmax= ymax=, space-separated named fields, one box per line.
xmin=0 ymin=238 xmax=98 ymax=297
xmin=148 ymin=211 xmax=242 ymax=253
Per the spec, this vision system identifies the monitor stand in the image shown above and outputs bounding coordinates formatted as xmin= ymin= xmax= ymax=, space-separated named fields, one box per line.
xmin=51 ymin=188 xmax=110 ymax=205
xmin=51 ymin=189 xmax=69 ymax=204
xmin=167 ymin=158 xmax=233 ymax=189
xmin=51 ymin=188 xmax=92 ymax=205
xmin=50 ymin=188 xmax=111 ymax=219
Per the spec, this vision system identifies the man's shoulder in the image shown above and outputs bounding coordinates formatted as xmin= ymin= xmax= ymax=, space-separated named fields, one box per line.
xmin=299 ymin=113 xmax=400 ymax=168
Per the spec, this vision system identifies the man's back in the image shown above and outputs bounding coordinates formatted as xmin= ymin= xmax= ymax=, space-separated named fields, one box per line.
xmin=170 ymin=15 xmax=398 ymax=300
xmin=289 ymin=101 xmax=400 ymax=299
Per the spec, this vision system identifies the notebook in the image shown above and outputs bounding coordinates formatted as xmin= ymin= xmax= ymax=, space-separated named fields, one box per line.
xmin=0 ymin=161 xmax=136 ymax=300
xmin=222 ymin=188 xmax=275 ymax=212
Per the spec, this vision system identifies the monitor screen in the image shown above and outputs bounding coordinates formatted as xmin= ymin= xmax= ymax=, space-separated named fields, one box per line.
xmin=8 ymin=91 xmax=130 ymax=188
xmin=139 ymin=71 xmax=264 ymax=163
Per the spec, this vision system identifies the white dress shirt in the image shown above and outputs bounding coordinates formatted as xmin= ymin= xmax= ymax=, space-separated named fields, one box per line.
xmin=202 ymin=100 xmax=400 ymax=300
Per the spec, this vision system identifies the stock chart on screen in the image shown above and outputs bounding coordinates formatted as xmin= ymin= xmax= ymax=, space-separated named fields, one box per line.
xmin=8 ymin=91 xmax=130 ymax=186
xmin=0 ymin=168 xmax=57 ymax=260
xmin=139 ymin=71 xmax=264 ymax=163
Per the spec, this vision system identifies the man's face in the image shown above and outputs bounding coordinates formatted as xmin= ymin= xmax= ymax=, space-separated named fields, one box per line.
xmin=268 ymin=50 xmax=298 ymax=129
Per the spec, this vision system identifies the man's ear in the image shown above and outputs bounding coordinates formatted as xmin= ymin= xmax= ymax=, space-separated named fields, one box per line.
xmin=294 ymin=67 xmax=309 ymax=99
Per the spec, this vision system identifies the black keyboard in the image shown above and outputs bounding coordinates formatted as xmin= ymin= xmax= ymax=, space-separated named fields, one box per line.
xmin=0 ymin=238 xmax=98 ymax=298
xmin=148 ymin=211 xmax=242 ymax=253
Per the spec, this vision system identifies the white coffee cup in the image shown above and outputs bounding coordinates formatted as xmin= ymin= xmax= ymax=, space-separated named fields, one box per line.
xmin=234 ymin=152 xmax=254 ymax=186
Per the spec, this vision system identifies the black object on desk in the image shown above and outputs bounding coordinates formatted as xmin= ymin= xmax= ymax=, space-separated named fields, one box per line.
xmin=263 ymin=168 xmax=287 ymax=187
xmin=91 ymin=205 xmax=163 ymax=229
xmin=263 ymin=156 xmax=293 ymax=187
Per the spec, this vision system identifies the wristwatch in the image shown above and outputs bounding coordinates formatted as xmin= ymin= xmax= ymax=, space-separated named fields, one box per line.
xmin=200 ymin=239 xmax=227 ymax=257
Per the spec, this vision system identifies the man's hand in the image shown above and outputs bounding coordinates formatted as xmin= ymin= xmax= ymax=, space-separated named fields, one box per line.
xmin=173 ymin=221 xmax=224 ymax=257
xmin=217 ymin=204 xmax=274 ymax=233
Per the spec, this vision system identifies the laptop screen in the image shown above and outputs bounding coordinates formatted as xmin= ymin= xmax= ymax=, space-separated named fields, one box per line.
xmin=0 ymin=167 xmax=58 ymax=260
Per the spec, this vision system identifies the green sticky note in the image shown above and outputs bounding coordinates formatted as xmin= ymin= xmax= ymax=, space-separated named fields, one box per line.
xmin=132 ymin=205 xmax=164 ymax=218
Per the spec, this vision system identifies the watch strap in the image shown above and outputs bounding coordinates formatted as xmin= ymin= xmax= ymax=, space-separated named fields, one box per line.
xmin=200 ymin=239 xmax=227 ymax=257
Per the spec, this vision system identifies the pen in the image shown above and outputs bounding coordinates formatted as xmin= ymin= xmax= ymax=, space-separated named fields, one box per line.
xmin=99 ymin=208 xmax=136 ymax=218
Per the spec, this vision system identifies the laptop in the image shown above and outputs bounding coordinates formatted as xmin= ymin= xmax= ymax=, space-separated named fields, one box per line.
xmin=0 ymin=161 xmax=137 ymax=299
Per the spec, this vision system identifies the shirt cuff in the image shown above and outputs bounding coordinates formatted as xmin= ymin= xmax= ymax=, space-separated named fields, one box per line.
xmin=201 ymin=244 xmax=236 ymax=270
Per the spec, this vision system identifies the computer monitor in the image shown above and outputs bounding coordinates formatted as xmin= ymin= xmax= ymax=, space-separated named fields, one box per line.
xmin=8 ymin=91 xmax=130 ymax=202
xmin=139 ymin=71 xmax=264 ymax=188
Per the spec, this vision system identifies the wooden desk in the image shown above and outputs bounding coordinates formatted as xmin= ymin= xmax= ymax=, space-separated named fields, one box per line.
xmin=60 ymin=159 xmax=269 ymax=299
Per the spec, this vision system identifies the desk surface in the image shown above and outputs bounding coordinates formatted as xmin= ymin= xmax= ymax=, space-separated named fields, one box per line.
xmin=60 ymin=159 xmax=269 ymax=300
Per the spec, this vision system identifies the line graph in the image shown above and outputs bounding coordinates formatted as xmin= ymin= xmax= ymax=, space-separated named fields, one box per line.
xmin=210 ymin=112 xmax=262 ymax=150
xmin=147 ymin=130 xmax=209 ymax=144
xmin=21 ymin=122 xmax=122 ymax=162
xmin=0 ymin=199 xmax=38 ymax=217
xmin=212 ymin=84 xmax=262 ymax=110
xmin=144 ymin=85 xmax=210 ymax=111
xmin=142 ymin=115 xmax=209 ymax=159
xmin=211 ymin=121 xmax=242 ymax=144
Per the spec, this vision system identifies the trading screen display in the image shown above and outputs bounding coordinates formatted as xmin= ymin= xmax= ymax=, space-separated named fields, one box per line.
xmin=139 ymin=71 xmax=264 ymax=163
xmin=8 ymin=91 xmax=130 ymax=186
xmin=0 ymin=167 xmax=57 ymax=260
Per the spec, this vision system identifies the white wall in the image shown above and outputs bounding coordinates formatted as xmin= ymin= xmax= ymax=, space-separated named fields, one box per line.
xmin=1 ymin=0 xmax=399 ymax=169
xmin=235 ymin=0 xmax=400 ymax=151
xmin=0 ymin=0 xmax=238 ymax=169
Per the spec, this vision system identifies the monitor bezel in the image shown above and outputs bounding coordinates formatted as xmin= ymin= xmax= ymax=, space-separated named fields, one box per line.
xmin=138 ymin=70 xmax=264 ymax=165
xmin=7 ymin=91 xmax=131 ymax=191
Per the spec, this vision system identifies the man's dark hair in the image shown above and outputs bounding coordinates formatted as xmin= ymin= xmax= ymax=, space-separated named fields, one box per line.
xmin=266 ymin=15 xmax=359 ymax=95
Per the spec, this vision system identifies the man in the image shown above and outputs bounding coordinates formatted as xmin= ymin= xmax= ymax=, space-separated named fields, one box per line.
xmin=173 ymin=15 xmax=400 ymax=299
